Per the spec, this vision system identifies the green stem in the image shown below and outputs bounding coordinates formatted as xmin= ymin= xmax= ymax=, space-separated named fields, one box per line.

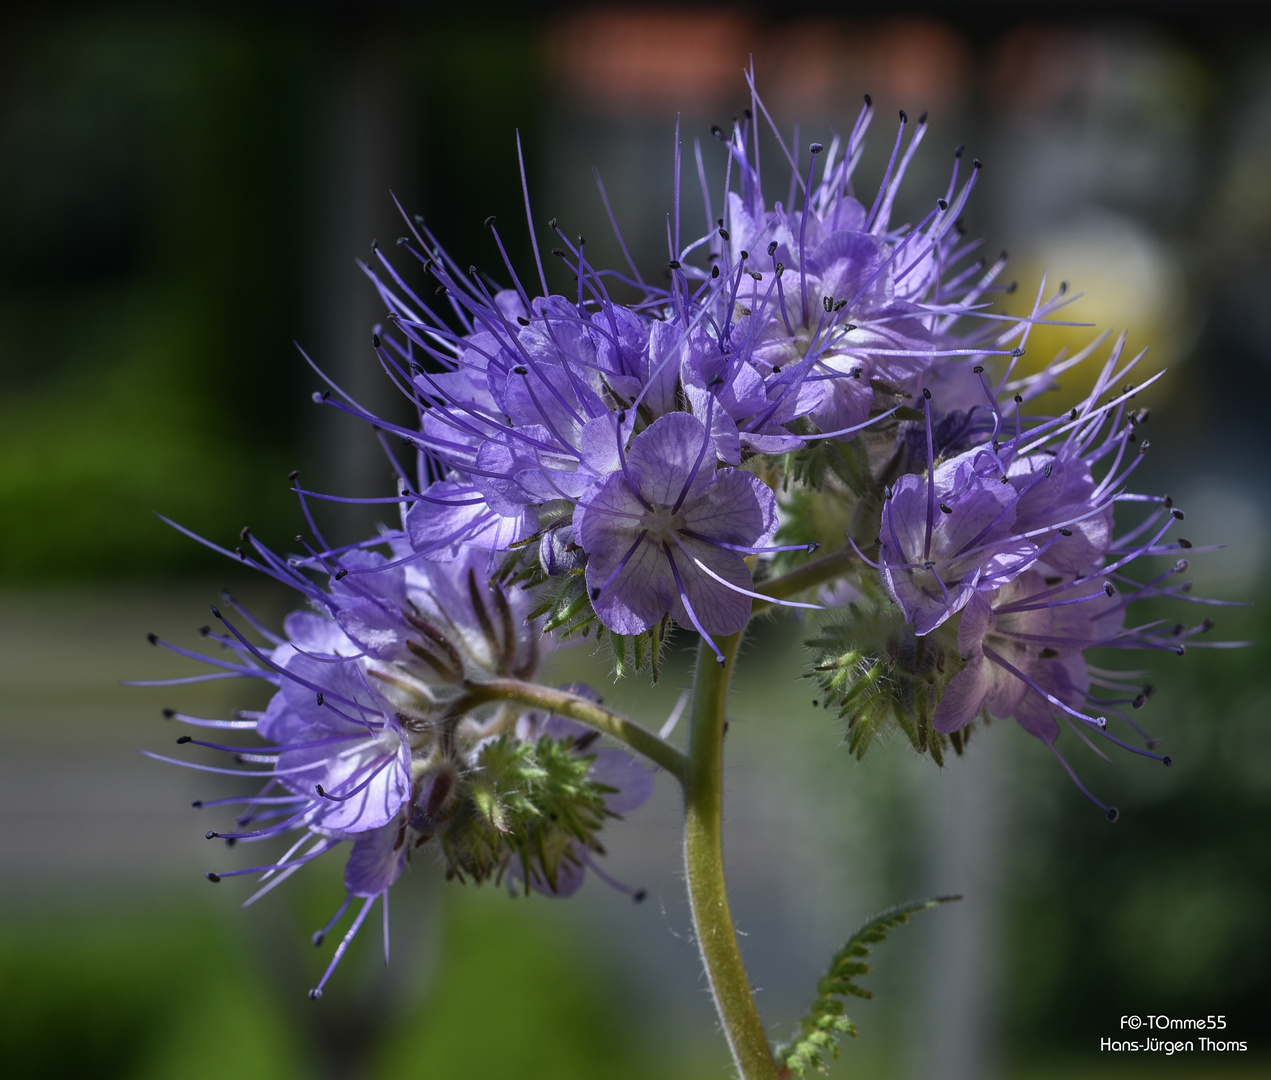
xmin=461 ymin=678 xmax=688 ymax=782
xmin=683 ymin=632 xmax=779 ymax=1080
xmin=751 ymin=547 xmax=858 ymax=616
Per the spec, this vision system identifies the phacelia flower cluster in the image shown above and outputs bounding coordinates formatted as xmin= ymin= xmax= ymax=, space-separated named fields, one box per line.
xmin=145 ymin=531 xmax=650 ymax=997
xmin=148 ymin=78 xmax=1228 ymax=998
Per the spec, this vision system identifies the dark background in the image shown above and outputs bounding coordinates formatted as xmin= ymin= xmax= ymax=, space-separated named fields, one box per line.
xmin=1 ymin=4 xmax=1268 ymax=1077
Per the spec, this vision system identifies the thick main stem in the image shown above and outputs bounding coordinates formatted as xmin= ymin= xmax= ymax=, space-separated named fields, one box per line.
xmin=684 ymin=631 xmax=779 ymax=1080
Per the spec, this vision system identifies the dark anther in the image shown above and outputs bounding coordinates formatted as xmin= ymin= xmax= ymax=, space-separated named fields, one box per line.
xmin=1133 ymin=408 xmax=1151 ymax=424
xmin=1163 ymin=495 xmax=1173 ymax=508
xmin=954 ymin=144 xmax=964 ymax=158
xmin=668 ymin=260 xmax=681 ymax=270
xmin=316 ymin=692 xmax=324 ymax=706
xmin=1177 ymin=538 xmax=1192 ymax=549
xmin=776 ymin=263 xmax=785 ymax=277
xmin=899 ymin=109 xmax=907 ymax=123
xmin=577 ymin=235 xmax=585 ymax=246
xmin=1005 ymin=282 xmax=1018 ymax=294
xmin=1175 ymin=559 xmax=1189 ymax=573
xmin=1104 ymin=582 xmax=1116 ymax=597
xmin=711 ymin=265 xmax=720 ymax=279
xmin=718 ymin=227 xmax=730 ymax=240
xmin=1059 ymin=528 xmax=1072 ymax=536
xmin=239 ymin=526 xmax=251 ymax=541
xmin=811 ymin=700 xmax=819 ymax=707
xmin=548 ymin=217 xmax=558 ymax=229
xmin=809 ymin=142 xmax=823 ymax=154
xmin=924 ymin=561 xmax=935 ymax=570
xmin=1070 ymin=408 xmax=1078 ymax=420
xmin=617 ymin=409 xmax=627 ymax=423
xmin=514 ymin=365 xmax=529 ymax=375
xmin=484 ymin=215 xmax=496 ymax=228
xmin=590 ymin=587 xmax=601 ymax=600
xmin=235 ymin=547 xmax=246 ymax=561
xmin=1163 ymin=756 xmax=1173 ymax=767
xmin=435 ymin=285 xmax=446 ymax=296
xmin=1000 ymin=249 xmax=1009 ymax=261
xmin=973 ymin=158 xmax=983 ymax=169
xmin=937 ymin=198 xmax=948 ymax=211
xmin=767 ymin=240 xmax=778 ymax=256
xmin=1201 ymin=617 xmax=1215 ymax=632
xmin=833 ymin=298 xmax=848 ymax=311
xmin=922 ymin=387 xmax=932 ymax=400
xmin=162 ymin=708 xmax=176 ymax=719
xmin=717 ymin=218 xmax=724 ymax=228
xmin=884 ymin=485 xmax=893 ymax=499
xmin=372 ymin=333 xmax=381 ymax=349
xmin=973 ymin=365 xmax=984 ymax=373
xmin=191 ymin=799 xmax=202 ymax=808
xmin=1014 ymin=393 xmax=1023 ymax=403
xmin=206 ymin=872 xmax=221 ymax=883
xmin=711 ymin=124 xmax=723 ymax=138
xmin=316 ymin=784 xmax=327 ymax=797
xmin=743 ymin=107 xmax=752 ymax=119
xmin=396 ymin=236 xmax=408 ymax=246
xmin=551 ymin=247 xmax=566 ymax=258
xmin=370 ymin=239 xmax=379 ymax=251
xmin=740 ymin=249 xmax=748 ymax=260
xmin=147 ymin=632 xmax=158 ymax=645
xmin=1059 ymin=280 xmax=1068 ymax=294
xmin=511 ymin=316 xmax=528 ymax=328
xmin=1039 ymin=647 xmax=1059 ymax=659
xmin=1044 ymin=463 xmax=1053 ymax=478
xmin=1128 ymin=432 xmax=1137 ymax=444
xmin=1106 ymin=808 xmax=1120 ymax=823
xmin=176 ymin=735 xmax=192 ymax=744
xmin=750 ymin=271 xmax=763 ymax=281
xmin=309 ymin=989 xmax=322 ymax=1001
xmin=334 ymin=569 xmax=348 ymax=581
xmin=633 ymin=889 xmax=647 ymax=904
xmin=1132 ymin=694 xmax=1146 ymax=709
xmin=288 ymin=469 xmax=300 ymax=481
xmin=210 ymin=605 xmax=222 ymax=619
xmin=844 ymin=323 xmax=856 ymax=331
xmin=939 ymin=503 xmax=952 ymax=514
xmin=198 ymin=626 xmax=210 ymax=637
xmin=206 ymin=830 xmax=218 ymax=840
xmin=918 ymin=110 xmax=928 ymax=124
xmin=864 ymin=93 xmax=872 ymax=106
xmin=823 ymin=295 xmax=833 ymax=313
xmin=321 ymin=391 xmax=331 ymax=401
xmin=1171 ymin=508 xmax=1185 ymax=520
xmin=772 ymin=365 xmax=781 ymax=373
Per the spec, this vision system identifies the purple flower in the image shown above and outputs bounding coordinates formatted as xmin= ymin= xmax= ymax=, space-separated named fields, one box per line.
xmin=573 ymin=412 xmax=778 ymax=651
xmin=146 ymin=529 xmax=645 ymax=996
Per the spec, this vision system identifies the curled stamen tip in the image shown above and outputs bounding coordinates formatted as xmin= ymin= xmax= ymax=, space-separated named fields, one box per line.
xmin=205 ymin=872 xmax=221 ymax=883
xmin=1106 ymin=807 xmax=1120 ymax=823
xmin=308 ymin=988 xmax=323 ymax=1001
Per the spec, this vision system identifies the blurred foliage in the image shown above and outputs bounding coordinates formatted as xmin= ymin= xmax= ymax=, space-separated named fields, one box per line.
xmin=0 ymin=14 xmax=316 ymax=579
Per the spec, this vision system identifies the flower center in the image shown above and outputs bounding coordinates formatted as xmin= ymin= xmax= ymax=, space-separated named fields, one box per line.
xmin=640 ymin=503 xmax=684 ymax=543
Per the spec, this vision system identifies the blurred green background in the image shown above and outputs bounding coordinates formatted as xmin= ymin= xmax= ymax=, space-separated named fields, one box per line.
xmin=2 ymin=4 xmax=1270 ymax=1078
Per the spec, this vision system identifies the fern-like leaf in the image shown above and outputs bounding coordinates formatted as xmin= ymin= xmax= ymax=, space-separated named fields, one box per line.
xmin=776 ymin=896 xmax=960 ymax=1077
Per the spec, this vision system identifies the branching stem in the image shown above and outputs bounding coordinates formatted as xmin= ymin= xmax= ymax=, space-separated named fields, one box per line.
xmin=460 ymin=678 xmax=689 ymax=782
